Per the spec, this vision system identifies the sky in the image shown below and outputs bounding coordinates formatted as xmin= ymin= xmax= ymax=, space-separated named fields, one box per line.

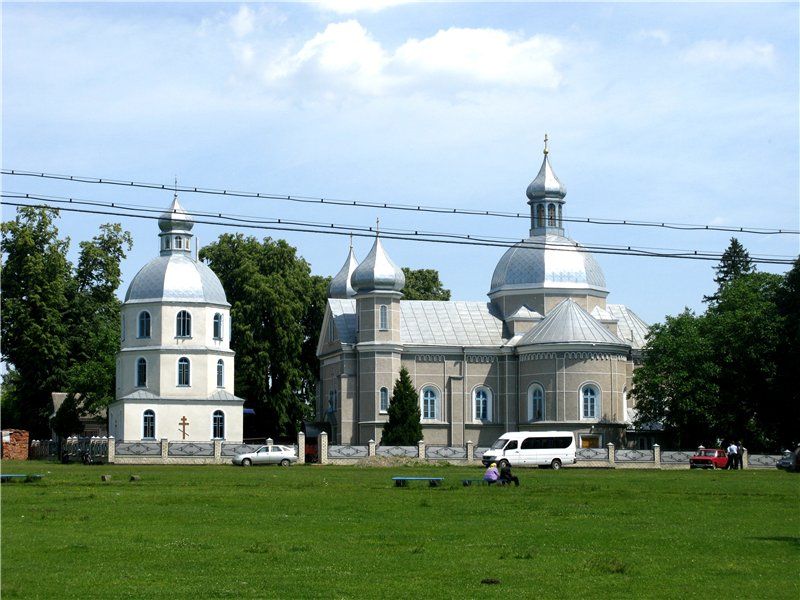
xmin=2 ymin=1 xmax=798 ymax=325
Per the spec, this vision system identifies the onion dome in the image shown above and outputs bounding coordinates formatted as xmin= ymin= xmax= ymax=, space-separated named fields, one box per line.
xmin=350 ymin=236 xmax=405 ymax=294
xmin=490 ymin=234 xmax=607 ymax=294
xmin=329 ymin=243 xmax=359 ymax=299
xmin=158 ymin=195 xmax=194 ymax=232
xmin=526 ymin=153 xmax=566 ymax=201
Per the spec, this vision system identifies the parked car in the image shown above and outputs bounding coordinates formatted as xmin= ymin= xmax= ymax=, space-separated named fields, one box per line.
xmin=233 ymin=445 xmax=298 ymax=467
xmin=689 ymin=448 xmax=728 ymax=469
xmin=776 ymin=448 xmax=798 ymax=472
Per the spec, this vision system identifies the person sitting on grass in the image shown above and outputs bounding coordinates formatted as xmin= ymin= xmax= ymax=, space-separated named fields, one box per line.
xmin=499 ymin=463 xmax=520 ymax=487
xmin=483 ymin=462 xmax=500 ymax=485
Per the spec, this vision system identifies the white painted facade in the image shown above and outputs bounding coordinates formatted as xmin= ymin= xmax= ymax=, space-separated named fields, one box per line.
xmin=109 ymin=196 xmax=244 ymax=442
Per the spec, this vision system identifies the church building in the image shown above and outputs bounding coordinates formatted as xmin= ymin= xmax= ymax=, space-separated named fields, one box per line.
xmin=108 ymin=195 xmax=244 ymax=442
xmin=316 ymin=144 xmax=648 ymax=448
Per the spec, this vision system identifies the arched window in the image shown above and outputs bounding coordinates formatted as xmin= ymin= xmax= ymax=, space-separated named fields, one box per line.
xmin=548 ymin=203 xmax=556 ymax=226
xmin=175 ymin=236 xmax=182 ymax=249
xmin=176 ymin=311 xmax=191 ymax=337
xmin=528 ymin=384 xmax=544 ymax=422
xmin=213 ymin=313 xmax=223 ymax=340
xmin=328 ymin=389 xmax=337 ymax=412
xmin=143 ymin=409 xmax=155 ymax=439
xmin=557 ymin=204 xmax=562 ymax=226
xmin=136 ymin=357 xmax=147 ymax=388
xmin=327 ymin=318 xmax=335 ymax=342
xmin=138 ymin=311 xmax=151 ymax=338
xmin=216 ymin=359 xmax=224 ymax=388
xmin=421 ymin=387 xmax=439 ymax=421
xmin=212 ymin=410 xmax=225 ymax=439
xmin=536 ymin=204 xmax=545 ymax=227
xmin=177 ymin=357 xmax=190 ymax=386
xmin=164 ymin=237 xmax=170 ymax=250
xmin=379 ymin=305 xmax=389 ymax=330
xmin=581 ymin=384 xmax=599 ymax=419
xmin=380 ymin=387 xmax=389 ymax=413
xmin=474 ymin=387 xmax=492 ymax=422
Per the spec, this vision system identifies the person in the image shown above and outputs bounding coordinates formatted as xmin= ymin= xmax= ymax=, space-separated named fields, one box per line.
xmin=499 ymin=463 xmax=520 ymax=487
xmin=735 ymin=441 xmax=744 ymax=470
xmin=483 ymin=462 xmax=500 ymax=485
xmin=726 ymin=440 xmax=738 ymax=470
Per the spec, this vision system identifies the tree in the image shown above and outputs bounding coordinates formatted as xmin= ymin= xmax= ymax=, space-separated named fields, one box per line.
xmin=704 ymin=237 xmax=754 ymax=303
xmin=631 ymin=310 xmax=720 ymax=448
xmin=200 ymin=234 xmax=326 ymax=437
xmin=401 ymin=268 xmax=451 ymax=301
xmin=1 ymin=207 xmax=72 ymax=438
xmin=771 ymin=257 xmax=800 ymax=449
xmin=1 ymin=208 xmax=132 ymax=438
xmin=381 ymin=367 xmax=422 ymax=445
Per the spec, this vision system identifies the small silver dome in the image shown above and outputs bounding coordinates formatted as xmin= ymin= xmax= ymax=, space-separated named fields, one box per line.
xmin=329 ymin=245 xmax=359 ymax=299
xmin=351 ymin=237 xmax=405 ymax=293
xmin=526 ymin=154 xmax=566 ymax=201
xmin=490 ymin=234 xmax=606 ymax=294
xmin=158 ymin=196 xmax=194 ymax=232
xmin=125 ymin=254 xmax=229 ymax=305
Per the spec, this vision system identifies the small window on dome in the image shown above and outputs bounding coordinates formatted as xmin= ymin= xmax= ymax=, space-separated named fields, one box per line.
xmin=164 ymin=237 xmax=170 ymax=250
xmin=536 ymin=204 xmax=545 ymax=228
xmin=548 ymin=204 xmax=556 ymax=226
xmin=176 ymin=236 xmax=182 ymax=249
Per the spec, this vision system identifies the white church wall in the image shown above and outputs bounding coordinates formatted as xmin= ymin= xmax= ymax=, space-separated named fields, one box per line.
xmin=119 ymin=400 xmax=242 ymax=442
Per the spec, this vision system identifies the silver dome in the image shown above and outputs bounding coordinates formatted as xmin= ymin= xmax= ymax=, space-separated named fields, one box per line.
xmin=351 ymin=237 xmax=405 ymax=293
xmin=526 ymin=154 xmax=566 ymax=201
xmin=329 ymin=245 xmax=359 ymax=299
xmin=489 ymin=234 xmax=607 ymax=294
xmin=125 ymin=254 xmax=229 ymax=305
xmin=158 ymin=196 xmax=194 ymax=232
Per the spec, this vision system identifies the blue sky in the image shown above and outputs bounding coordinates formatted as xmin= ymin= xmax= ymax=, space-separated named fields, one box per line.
xmin=3 ymin=1 xmax=798 ymax=324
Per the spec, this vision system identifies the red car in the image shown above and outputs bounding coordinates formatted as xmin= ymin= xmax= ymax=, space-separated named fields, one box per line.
xmin=690 ymin=448 xmax=729 ymax=469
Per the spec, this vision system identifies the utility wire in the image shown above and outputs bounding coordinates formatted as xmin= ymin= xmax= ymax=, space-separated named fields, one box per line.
xmin=3 ymin=198 xmax=795 ymax=265
xmin=3 ymin=168 xmax=797 ymax=236
xmin=10 ymin=191 xmax=789 ymax=260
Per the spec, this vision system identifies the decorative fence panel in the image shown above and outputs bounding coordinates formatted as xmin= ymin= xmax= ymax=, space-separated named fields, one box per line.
xmin=29 ymin=440 xmax=59 ymax=459
xmin=221 ymin=443 xmax=262 ymax=457
xmin=576 ymin=447 xmax=608 ymax=461
xmin=474 ymin=447 xmax=490 ymax=460
xmin=376 ymin=446 xmax=418 ymax=458
xmin=168 ymin=442 xmax=214 ymax=457
xmin=747 ymin=454 xmax=781 ymax=468
xmin=615 ymin=449 xmax=654 ymax=463
xmin=661 ymin=450 xmax=693 ymax=464
xmin=426 ymin=446 xmax=467 ymax=460
xmin=115 ymin=441 xmax=161 ymax=456
xmin=328 ymin=445 xmax=369 ymax=459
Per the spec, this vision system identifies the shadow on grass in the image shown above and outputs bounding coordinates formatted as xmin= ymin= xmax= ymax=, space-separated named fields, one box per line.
xmin=750 ymin=536 xmax=800 ymax=548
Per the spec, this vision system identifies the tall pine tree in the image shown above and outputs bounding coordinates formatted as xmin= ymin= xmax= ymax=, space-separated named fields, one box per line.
xmin=381 ymin=367 xmax=422 ymax=445
xmin=704 ymin=237 xmax=755 ymax=303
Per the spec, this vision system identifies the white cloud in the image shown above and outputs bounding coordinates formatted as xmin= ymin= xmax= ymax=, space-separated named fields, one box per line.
xmin=229 ymin=5 xmax=255 ymax=38
xmin=635 ymin=29 xmax=670 ymax=45
xmin=682 ymin=39 xmax=775 ymax=69
xmin=262 ymin=22 xmax=563 ymax=94
xmin=316 ymin=0 xmax=413 ymax=14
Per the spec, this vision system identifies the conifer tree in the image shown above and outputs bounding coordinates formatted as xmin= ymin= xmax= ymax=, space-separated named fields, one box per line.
xmin=381 ymin=367 xmax=422 ymax=445
xmin=704 ymin=237 xmax=755 ymax=303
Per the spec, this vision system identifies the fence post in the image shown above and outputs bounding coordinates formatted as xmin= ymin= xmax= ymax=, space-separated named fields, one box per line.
xmin=108 ymin=436 xmax=115 ymax=463
xmin=466 ymin=440 xmax=474 ymax=463
xmin=418 ymin=439 xmax=425 ymax=460
xmin=298 ymin=431 xmax=305 ymax=464
xmin=653 ymin=443 xmax=661 ymax=469
xmin=266 ymin=437 xmax=273 ymax=446
xmin=743 ymin=447 xmax=749 ymax=469
xmin=161 ymin=438 xmax=169 ymax=461
xmin=214 ymin=439 xmax=222 ymax=463
xmin=368 ymin=439 xmax=376 ymax=457
xmin=319 ymin=431 xmax=328 ymax=465
xmin=607 ymin=442 xmax=615 ymax=468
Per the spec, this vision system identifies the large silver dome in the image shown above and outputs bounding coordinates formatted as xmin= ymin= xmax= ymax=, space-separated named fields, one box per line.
xmin=490 ymin=234 xmax=607 ymax=294
xmin=125 ymin=254 xmax=229 ymax=305
xmin=351 ymin=237 xmax=405 ymax=293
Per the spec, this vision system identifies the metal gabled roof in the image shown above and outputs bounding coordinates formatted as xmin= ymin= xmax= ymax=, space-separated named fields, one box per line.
xmin=606 ymin=304 xmax=649 ymax=350
xmin=518 ymin=299 xmax=627 ymax=347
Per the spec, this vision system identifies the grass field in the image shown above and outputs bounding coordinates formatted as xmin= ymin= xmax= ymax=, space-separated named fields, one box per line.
xmin=1 ymin=462 xmax=798 ymax=599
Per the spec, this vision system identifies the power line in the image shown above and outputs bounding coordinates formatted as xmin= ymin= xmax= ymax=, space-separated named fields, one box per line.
xmin=3 ymin=198 xmax=795 ymax=266
xmin=11 ymin=190 xmax=791 ymax=260
xmin=3 ymin=168 xmax=797 ymax=236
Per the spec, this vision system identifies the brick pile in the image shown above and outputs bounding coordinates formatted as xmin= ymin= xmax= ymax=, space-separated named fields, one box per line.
xmin=1 ymin=429 xmax=30 ymax=460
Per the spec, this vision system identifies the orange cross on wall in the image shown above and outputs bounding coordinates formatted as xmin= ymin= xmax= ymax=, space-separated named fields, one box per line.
xmin=179 ymin=416 xmax=190 ymax=440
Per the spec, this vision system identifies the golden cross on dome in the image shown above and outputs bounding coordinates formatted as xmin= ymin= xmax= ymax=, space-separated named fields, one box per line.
xmin=543 ymin=134 xmax=549 ymax=155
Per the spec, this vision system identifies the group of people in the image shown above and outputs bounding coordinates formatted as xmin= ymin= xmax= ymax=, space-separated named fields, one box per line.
xmin=726 ymin=440 xmax=745 ymax=470
xmin=483 ymin=462 xmax=520 ymax=486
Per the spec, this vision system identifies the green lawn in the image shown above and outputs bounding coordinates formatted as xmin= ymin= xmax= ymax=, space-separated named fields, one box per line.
xmin=1 ymin=462 xmax=797 ymax=599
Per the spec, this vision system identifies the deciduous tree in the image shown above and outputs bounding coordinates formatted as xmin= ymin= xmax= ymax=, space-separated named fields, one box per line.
xmin=401 ymin=268 xmax=451 ymax=301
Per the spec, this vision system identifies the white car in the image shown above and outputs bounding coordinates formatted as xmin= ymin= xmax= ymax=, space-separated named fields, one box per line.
xmin=233 ymin=445 xmax=298 ymax=467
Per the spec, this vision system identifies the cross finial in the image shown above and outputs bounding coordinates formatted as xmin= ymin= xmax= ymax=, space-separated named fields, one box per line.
xmin=173 ymin=176 xmax=178 ymax=201
xmin=349 ymin=233 xmax=353 ymax=249
xmin=543 ymin=134 xmax=549 ymax=156
xmin=376 ymin=217 xmax=380 ymax=236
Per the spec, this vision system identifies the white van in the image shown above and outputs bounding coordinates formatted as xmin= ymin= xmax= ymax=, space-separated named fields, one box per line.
xmin=481 ymin=431 xmax=576 ymax=470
